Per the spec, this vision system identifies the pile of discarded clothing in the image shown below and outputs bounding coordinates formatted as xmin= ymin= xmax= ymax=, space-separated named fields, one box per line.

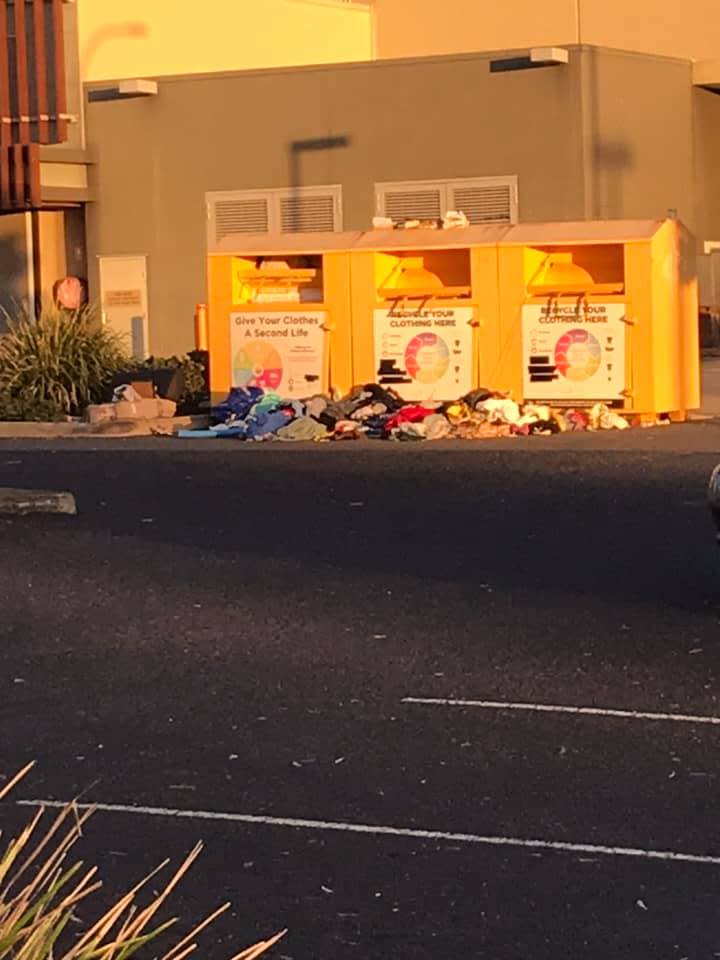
xmin=177 ymin=383 xmax=634 ymax=442
xmin=442 ymin=393 xmax=631 ymax=439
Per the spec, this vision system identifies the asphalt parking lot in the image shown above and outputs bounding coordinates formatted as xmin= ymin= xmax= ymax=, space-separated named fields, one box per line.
xmin=2 ymin=429 xmax=720 ymax=959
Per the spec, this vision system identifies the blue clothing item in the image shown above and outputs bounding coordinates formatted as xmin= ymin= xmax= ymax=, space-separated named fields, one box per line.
xmin=245 ymin=410 xmax=293 ymax=440
xmin=212 ymin=386 xmax=264 ymax=423
xmin=211 ymin=422 xmax=248 ymax=438
xmin=251 ymin=392 xmax=283 ymax=416
xmin=363 ymin=414 xmax=390 ymax=439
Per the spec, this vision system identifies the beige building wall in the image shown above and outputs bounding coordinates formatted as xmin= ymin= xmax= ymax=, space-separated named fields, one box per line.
xmin=374 ymin=0 xmax=720 ymax=62
xmin=580 ymin=49 xmax=695 ymax=227
xmin=84 ymin=46 xmax=706 ymax=355
xmin=85 ymin=51 xmax=585 ymax=356
xmin=374 ymin=0 xmax=577 ymax=59
xmin=36 ymin=214 xmax=68 ymax=303
xmin=78 ymin=0 xmax=373 ymax=82
xmin=580 ymin=0 xmax=720 ymax=61
xmin=693 ymin=89 xmax=720 ymax=304
xmin=694 ymin=90 xmax=720 ymax=244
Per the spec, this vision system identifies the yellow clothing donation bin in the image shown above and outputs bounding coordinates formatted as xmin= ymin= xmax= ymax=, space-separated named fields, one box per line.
xmin=496 ymin=219 xmax=699 ymax=420
xmin=207 ymin=232 xmax=359 ymax=401
xmin=349 ymin=227 xmax=505 ymax=403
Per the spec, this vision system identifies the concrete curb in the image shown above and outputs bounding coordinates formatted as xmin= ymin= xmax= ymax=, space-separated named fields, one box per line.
xmin=0 ymin=422 xmax=83 ymax=439
xmin=0 ymin=488 xmax=77 ymax=516
xmin=0 ymin=416 xmax=209 ymax=439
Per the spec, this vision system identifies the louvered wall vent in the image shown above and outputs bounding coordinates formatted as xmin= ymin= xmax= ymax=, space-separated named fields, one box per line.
xmin=376 ymin=177 xmax=518 ymax=225
xmin=207 ymin=185 xmax=342 ymax=248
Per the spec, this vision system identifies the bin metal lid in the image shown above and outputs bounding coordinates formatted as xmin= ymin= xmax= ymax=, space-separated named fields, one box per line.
xmin=355 ymin=225 xmax=510 ymax=250
xmin=209 ymin=231 xmax=364 ymax=255
xmin=208 ymin=218 xmax=674 ymax=257
xmin=504 ymin=219 xmax=664 ymax=245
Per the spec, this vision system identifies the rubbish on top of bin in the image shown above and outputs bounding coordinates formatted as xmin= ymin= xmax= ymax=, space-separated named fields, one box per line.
xmin=442 ymin=211 xmax=470 ymax=230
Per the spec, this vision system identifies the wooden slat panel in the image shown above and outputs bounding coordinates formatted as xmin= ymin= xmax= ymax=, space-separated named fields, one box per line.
xmin=0 ymin=150 xmax=11 ymax=209
xmin=32 ymin=0 xmax=49 ymax=142
xmin=0 ymin=1 xmax=10 ymax=145
xmin=25 ymin=141 xmax=39 ymax=204
xmin=11 ymin=0 xmax=30 ymax=143
xmin=50 ymin=0 xmax=67 ymax=140
xmin=0 ymin=144 xmax=39 ymax=209
xmin=0 ymin=0 xmax=67 ymax=208
xmin=10 ymin=143 xmax=24 ymax=206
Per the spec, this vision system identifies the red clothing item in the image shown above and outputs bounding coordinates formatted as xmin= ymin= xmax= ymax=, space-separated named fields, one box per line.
xmin=383 ymin=405 xmax=437 ymax=434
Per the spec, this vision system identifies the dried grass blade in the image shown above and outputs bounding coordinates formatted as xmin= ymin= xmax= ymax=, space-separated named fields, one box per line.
xmin=161 ymin=902 xmax=230 ymax=960
xmin=228 ymin=930 xmax=287 ymax=960
xmin=0 ymin=764 xmax=35 ymax=802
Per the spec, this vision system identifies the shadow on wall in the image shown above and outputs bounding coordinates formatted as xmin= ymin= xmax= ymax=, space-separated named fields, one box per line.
xmin=0 ymin=218 xmax=31 ymax=331
xmin=592 ymin=140 xmax=633 ymax=218
xmin=81 ymin=22 xmax=149 ymax=78
xmin=287 ymin=136 xmax=351 ymax=230
xmin=587 ymin=50 xmax=634 ymax=219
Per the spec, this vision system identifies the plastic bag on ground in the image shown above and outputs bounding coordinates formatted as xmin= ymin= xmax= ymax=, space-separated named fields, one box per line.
xmin=477 ymin=397 xmax=521 ymax=425
xmin=424 ymin=414 xmax=451 ymax=440
xmin=590 ymin=403 xmax=630 ymax=431
xmin=393 ymin=421 xmax=427 ymax=441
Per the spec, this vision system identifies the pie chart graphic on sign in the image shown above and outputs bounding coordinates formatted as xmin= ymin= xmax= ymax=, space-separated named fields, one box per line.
xmin=233 ymin=340 xmax=283 ymax=390
xmin=405 ymin=333 xmax=450 ymax=385
xmin=554 ymin=328 xmax=602 ymax=382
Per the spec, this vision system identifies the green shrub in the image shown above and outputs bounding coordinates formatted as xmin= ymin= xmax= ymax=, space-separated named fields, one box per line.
xmin=0 ymin=765 xmax=284 ymax=960
xmin=0 ymin=392 xmax=67 ymax=423
xmin=0 ymin=304 xmax=129 ymax=420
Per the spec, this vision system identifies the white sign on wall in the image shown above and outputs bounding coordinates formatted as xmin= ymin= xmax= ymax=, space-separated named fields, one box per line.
xmin=522 ymin=301 xmax=627 ymax=401
xmin=374 ymin=306 xmax=474 ymax=402
xmin=230 ymin=311 xmax=326 ymax=398
xmin=98 ymin=255 xmax=148 ymax=359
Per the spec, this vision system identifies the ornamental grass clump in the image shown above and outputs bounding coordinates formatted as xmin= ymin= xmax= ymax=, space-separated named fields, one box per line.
xmin=0 ymin=765 xmax=284 ymax=960
xmin=0 ymin=305 xmax=128 ymax=420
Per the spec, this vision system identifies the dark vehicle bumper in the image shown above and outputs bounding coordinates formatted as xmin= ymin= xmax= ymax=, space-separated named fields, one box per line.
xmin=709 ymin=465 xmax=720 ymax=540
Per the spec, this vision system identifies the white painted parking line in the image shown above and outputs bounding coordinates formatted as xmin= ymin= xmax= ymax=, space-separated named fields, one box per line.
xmin=402 ymin=697 xmax=720 ymax=727
xmin=17 ymin=800 xmax=720 ymax=867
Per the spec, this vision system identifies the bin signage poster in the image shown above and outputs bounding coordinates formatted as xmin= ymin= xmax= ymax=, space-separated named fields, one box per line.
xmin=230 ymin=311 xmax=326 ymax=398
xmin=522 ymin=301 xmax=626 ymax=401
xmin=373 ymin=307 xmax=474 ymax=402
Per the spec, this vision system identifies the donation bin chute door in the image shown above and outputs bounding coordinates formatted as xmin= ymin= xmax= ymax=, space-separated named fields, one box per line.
xmin=372 ymin=246 xmax=477 ymax=403
xmin=521 ymin=248 xmax=628 ymax=404
xmin=229 ymin=254 xmax=329 ymax=400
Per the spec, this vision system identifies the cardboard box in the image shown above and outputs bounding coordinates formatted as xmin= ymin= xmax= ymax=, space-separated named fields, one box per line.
xmin=129 ymin=380 xmax=155 ymax=399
